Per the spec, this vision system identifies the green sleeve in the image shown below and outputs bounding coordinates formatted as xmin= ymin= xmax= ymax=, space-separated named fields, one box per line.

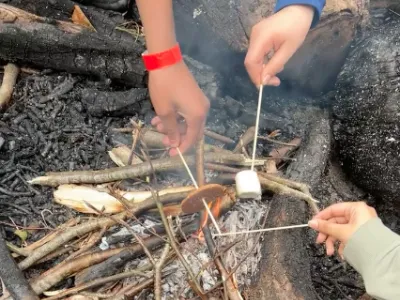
xmin=343 ymin=217 xmax=400 ymax=300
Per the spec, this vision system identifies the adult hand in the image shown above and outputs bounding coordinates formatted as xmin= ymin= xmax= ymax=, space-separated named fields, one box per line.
xmin=308 ymin=202 xmax=378 ymax=256
xmin=245 ymin=5 xmax=314 ymax=86
xmin=148 ymin=61 xmax=210 ymax=156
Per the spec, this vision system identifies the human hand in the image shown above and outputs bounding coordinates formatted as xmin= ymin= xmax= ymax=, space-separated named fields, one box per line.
xmin=148 ymin=61 xmax=210 ymax=156
xmin=308 ymin=202 xmax=378 ymax=256
xmin=245 ymin=5 xmax=314 ymax=86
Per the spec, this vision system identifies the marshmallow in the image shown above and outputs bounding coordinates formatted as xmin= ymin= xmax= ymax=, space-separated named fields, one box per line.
xmin=235 ymin=170 xmax=262 ymax=199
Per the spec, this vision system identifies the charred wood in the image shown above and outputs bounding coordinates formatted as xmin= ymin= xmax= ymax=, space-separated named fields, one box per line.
xmin=246 ymin=109 xmax=332 ymax=300
xmin=0 ymin=4 xmax=146 ymax=87
xmin=75 ymin=222 xmax=197 ymax=284
xmin=0 ymin=230 xmax=39 ymax=300
xmin=81 ymin=88 xmax=149 ymax=117
xmin=76 ymin=0 xmax=129 ymax=12
xmin=9 ymin=0 xmax=133 ymax=40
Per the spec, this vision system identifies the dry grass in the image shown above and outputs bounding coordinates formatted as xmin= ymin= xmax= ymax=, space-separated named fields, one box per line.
xmin=115 ymin=21 xmax=145 ymax=41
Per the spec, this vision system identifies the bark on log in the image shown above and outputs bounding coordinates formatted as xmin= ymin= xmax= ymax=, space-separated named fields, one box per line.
xmin=0 ymin=231 xmax=39 ymax=300
xmin=245 ymin=109 xmax=332 ymax=299
xmin=174 ymin=0 xmax=369 ymax=95
xmin=0 ymin=4 xmax=146 ymax=87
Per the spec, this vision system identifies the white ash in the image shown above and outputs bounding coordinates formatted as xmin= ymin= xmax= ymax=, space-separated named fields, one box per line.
xmin=217 ymin=200 xmax=270 ymax=285
xmin=128 ymin=199 xmax=270 ymax=299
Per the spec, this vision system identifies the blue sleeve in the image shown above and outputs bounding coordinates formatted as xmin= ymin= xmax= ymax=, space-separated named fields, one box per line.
xmin=275 ymin=0 xmax=326 ymax=28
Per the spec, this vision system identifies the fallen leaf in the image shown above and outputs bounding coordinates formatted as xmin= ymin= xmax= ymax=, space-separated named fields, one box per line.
xmin=71 ymin=5 xmax=96 ymax=32
xmin=14 ymin=229 xmax=28 ymax=242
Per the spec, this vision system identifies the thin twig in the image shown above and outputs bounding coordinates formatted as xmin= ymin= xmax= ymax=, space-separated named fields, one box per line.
xmin=66 ymin=226 xmax=107 ymax=261
xmin=113 ymin=269 xmax=175 ymax=299
xmin=141 ymin=146 xmax=206 ymax=297
xmin=258 ymin=136 xmax=299 ymax=146
xmin=43 ymin=263 xmax=154 ymax=300
xmin=233 ymin=127 xmax=255 ymax=154
xmin=389 ymin=8 xmax=400 ymax=18
xmin=83 ymin=201 xmax=156 ymax=265
xmin=196 ymin=137 xmax=205 ymax=187
xmin=154 ymin=243 xmax=171 ymax=300
xmin=204 ymin=129 xmax=235 ymax=144
xmin=127 ymin=121 xmax=142 ymax=165
xmin=18 ymin=213 xmax=127 ymax=270
xmin=203 ymin=226 xmax=243 ymax=300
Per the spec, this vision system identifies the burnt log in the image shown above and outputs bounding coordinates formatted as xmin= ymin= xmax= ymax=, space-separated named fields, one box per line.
xmin=174 ymin=0 xmax=369 ymax=95
xmin=0 ymin=4 xmax=146 ymax=87
xmin=75 ymin=0 xmax=129 ymax=12
xmin=8 ymin=0 xmax=136 ymax=41
xmin=246 ymin=109 xmax=331 ymax=299
xmin=81 ymin=88 xmax=149 ymax=117
xmin=0 ymin=231 xmax=39 ymax=300
xmin=333 ymin=17 xmax=400 ymax=208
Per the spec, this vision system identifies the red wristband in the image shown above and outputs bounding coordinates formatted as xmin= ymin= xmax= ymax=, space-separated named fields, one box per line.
xmin=142 ymin=44 xmax=182 ymax=71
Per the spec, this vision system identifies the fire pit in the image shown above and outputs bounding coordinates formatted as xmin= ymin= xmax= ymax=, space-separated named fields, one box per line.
xmin=0 ymin=1 xmax=399 ymax=300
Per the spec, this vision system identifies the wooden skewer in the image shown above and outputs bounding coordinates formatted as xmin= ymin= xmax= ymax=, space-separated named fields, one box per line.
xmin=213 ymin=224 xmax=309 ymax=237
xmin=176 ymin=148 xmax=222 ymax=235
xmin=176 ymin=147 xmax=199 ymax=189
xmin=251 ymin=84 xmax=264 ymax=171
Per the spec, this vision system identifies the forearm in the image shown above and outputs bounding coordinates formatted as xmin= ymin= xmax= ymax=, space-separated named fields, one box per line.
xmin=136 ymin=0 xmax=177 ymax=53
xmin=344 ymin=218 xmax=400 ymax=300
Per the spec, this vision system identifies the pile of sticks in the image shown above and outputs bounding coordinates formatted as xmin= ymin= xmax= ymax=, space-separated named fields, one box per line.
xmin=0 ymin=120 xmax=319 ymax=300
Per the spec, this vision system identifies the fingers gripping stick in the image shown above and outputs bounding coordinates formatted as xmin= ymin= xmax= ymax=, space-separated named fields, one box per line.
xmin=235 ymin=84 xmax=263 ymax=199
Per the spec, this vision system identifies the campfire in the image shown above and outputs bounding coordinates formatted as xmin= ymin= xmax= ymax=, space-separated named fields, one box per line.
xmin=0 ymin=0 xmax=399 ymax=300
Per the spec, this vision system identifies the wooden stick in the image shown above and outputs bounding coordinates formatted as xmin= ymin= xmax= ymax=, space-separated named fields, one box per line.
xmin=177 ymin=148 xmax=199 ymax=189
xmin=176 ymin=148 xmax=222 ymax=234
xmin=213 ymin=224 xmax=309 ymax=237
xmin=251 ymin=85 xmax=263 ymax=171
xmin=0 ymin=63 xmax=19 ymax=110
xmin=29 ymin=152 xmax=257 ymax=187
xmin=204 ymin=129 xmax=235 ymax=144
xmin=233 ymin=126 xmax=255 ymax=154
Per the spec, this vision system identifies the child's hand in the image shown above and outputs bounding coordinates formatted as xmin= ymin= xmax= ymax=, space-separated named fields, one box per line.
xmin=148 ymin=61 xmax=210 ymax=156
xmin=308 ymin=202 xmax=378 ymax=256
xmin=245 ymin=5 xmax=314 ymax=86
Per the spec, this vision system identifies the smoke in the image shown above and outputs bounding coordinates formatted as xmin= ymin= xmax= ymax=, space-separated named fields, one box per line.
xmin=173 ymin=1 xmax=256 ymax=102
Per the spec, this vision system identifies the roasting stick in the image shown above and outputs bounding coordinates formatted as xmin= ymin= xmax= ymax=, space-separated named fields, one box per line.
xmin=224 ymin=84 xmax=310 ymax=236
xmin=251 ymin=84 xmax=264 ymax=171
xmin=213 ymin=224 xmax=309 ymax=237
xmin=176 ymin=147 xmax=222 ymax=235
xmin=235 ymin=84 xmax=263 ymax=198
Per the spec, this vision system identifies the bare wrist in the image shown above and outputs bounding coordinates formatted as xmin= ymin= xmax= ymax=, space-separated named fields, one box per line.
xmin=146 ymin=37 xmax=177 ymax=54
